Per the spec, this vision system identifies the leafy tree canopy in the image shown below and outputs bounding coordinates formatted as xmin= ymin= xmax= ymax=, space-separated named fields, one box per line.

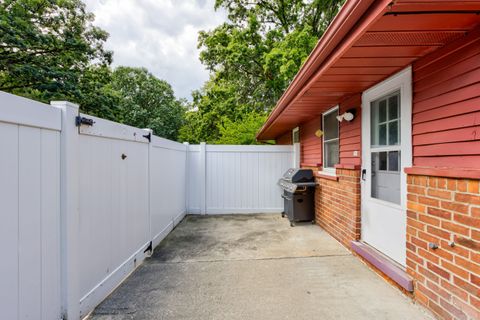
xmin=216 ymin=112 xmax=267 ymax=145
xmin=111 ymin=67 xmax=186 ymax=141
xmin=0 ymin=0 xmax=111 ymax=100
xmin=180 ymin=0 xmax=343 ymax=144
xmin=1 ymin=1 xmax=185 ymax=141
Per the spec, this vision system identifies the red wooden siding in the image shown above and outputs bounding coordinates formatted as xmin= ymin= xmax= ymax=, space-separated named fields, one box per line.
xmin=338 ymin=94 xmax=362 ymax=167
xmin=412 ymin=31 xmax=480 ymax=169
xmin=276 ymin=131 xmax=292 ymax=145
xmin=296 ymin=94 xmax=362 ymax=168
xmin=300 ymin=117 xmax=322 ymax=166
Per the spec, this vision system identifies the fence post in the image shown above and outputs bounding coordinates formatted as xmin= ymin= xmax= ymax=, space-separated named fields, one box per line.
xmin=51 ymin=101 xmax=80 ymax=320
xmin=183 ymin=142 xmax=189 ymax=215
xmin=200 ymin=142 xmax=206 ymax=215
xmin=145 ymin=128 xmax=153 ymax=243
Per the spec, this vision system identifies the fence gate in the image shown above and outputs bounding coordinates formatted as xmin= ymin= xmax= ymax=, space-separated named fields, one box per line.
xmin=76 ymin=114 xmax=151 ymax=316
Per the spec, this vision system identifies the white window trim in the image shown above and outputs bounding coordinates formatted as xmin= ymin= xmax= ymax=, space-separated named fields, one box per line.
xmin=292 ymin=127 xmax=300 ymax=143
xmin=321 ymin=106 xmax=339 ymax=174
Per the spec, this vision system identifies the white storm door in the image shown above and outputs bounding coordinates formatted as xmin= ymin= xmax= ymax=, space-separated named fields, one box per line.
xmin=361 ymin=67 xmax=412 ymax=266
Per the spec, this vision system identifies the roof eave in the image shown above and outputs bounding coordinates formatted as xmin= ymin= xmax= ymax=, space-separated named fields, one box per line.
xmin=256 ymin=0 xmax=388 ymax=141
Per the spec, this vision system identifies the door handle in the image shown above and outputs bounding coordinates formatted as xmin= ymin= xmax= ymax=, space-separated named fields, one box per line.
xmin=361 ymin=169 xmax=367 ymax=181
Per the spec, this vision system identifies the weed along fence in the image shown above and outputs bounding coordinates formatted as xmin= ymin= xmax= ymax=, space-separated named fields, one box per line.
xmin=0 ymin=91 xmax=294 ymax=319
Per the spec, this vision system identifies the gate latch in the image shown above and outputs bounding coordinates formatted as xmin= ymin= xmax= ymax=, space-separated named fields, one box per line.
xmin=143 ymin=132 xmax=151 ymax=142
xmin=75 ymin=116 xmax=95 ymax=127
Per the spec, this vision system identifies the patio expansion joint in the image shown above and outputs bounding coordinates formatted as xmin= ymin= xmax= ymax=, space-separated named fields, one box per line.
xmin=148 ymin=253 xmax=352 ymax=265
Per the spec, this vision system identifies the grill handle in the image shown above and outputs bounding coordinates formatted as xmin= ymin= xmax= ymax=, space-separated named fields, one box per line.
xmin=281 ymin=194 xmax=292 ymax=201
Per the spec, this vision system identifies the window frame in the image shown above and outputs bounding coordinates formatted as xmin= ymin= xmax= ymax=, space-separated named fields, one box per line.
xmin=322 ymin=106 xmax=340 ymax=173
xmin=292 ymin=127 xmax=300 ymax=143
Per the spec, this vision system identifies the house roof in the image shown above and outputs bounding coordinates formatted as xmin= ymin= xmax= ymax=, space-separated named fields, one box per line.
xmin=256 ymin=0 xmax=480 ymax=141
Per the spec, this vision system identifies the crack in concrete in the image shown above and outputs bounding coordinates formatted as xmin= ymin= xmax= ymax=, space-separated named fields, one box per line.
xmin=146 ymin=253 xmax=352 ymax=265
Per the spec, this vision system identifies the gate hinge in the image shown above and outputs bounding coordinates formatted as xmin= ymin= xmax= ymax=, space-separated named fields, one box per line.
xmin=144 ymin=241 xmax=153 ymax=256
xmin=143 ymin=132 xmax=151 ymax=142
xmin=75 ymin=116 xmax=95 ymax=127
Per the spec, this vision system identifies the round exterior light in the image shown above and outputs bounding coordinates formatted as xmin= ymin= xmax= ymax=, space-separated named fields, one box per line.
xmin=337 ymin=108 xmax=357 ymax=122
xmin=343 ymin=112 xmax=354 ymax=121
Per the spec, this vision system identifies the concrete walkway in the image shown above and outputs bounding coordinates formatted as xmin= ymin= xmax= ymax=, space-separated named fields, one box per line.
xmin=90 ymin=214 xmax=432 ymax=320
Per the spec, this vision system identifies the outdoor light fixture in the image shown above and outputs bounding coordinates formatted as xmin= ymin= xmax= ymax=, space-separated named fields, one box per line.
xmin=315 ymin=129 xmax=324 ymax=138
xmin=336 ymin=108 xmax=357 ymax=122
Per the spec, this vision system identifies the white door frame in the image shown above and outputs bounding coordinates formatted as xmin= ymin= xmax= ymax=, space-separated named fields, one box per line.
xmin=361 ymin=66 xmax=412 ymax=266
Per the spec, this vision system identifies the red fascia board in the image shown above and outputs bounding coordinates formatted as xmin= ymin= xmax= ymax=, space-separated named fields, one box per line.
xmin=257 ymin=0 xmax=391 ymax=140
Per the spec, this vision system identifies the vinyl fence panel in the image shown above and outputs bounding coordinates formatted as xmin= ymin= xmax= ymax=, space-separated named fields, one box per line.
xmin=77 ymin=114 xmax=151 ymax=317
xmin=149 ymin=135 xmax=187 ymax=247
xmin=0 ymin=92 xmax=62 ymax=320
xmin=187 ymin=144 xmax=293 ymax=214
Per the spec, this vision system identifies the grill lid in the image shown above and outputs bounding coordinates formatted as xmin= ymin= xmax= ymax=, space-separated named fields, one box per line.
xmin=278 ymin=180 xmax=316 ymax=193
xmin=278 ymin=168 xmax=316 ymax=193
xmin=282 ymin=168 xmax=314 ymax=183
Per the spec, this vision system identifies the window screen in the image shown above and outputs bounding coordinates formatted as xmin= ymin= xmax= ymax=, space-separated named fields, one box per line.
xmin=292 ymin=128 xmax=300 ymax=143
xmin=323 ymin=108 xmax=339 ymax=169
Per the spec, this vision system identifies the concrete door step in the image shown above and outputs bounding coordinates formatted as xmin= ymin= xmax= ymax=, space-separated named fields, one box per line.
xmin=351 ymin=241 xmax=414 ymax=292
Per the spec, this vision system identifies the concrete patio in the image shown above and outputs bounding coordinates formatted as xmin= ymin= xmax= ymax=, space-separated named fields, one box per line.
xmin=89 ymin=214 xmax=432 ymax=320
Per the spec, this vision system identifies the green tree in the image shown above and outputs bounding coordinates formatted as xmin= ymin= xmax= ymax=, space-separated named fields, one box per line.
xmin=216 ymin=112 xmax=267 ymax=145
xmin=75 ymin=65 xmax=122 ymax=120
xmin=180 ymin=0 xmax=343 ymax=144
xmin=111 ymin=67 xmax=186 ymax=141
xmin=1 ymin=1 xmax=187 ymax=141
xmin=0 ymin=0 xmax=112 ymax=101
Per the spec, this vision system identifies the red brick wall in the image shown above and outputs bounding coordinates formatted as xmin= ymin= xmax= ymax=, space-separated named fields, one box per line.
xmin=406 ymin=174 xmax=480 ymax=320
xmin=314 ymin=168 xmax=361 ymax=247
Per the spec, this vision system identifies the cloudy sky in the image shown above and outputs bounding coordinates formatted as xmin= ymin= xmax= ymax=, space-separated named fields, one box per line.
xmin=84 ymin=0 xmax=226 ymax=100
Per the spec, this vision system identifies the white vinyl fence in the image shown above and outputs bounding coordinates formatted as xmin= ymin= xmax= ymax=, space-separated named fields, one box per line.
xmin=188 ymin=144 xmax=292 ymax=214
xmin=0 ymin=92 xmax=62 ymax=320
xmin=0 ymin=91 xmax=293 ymax=320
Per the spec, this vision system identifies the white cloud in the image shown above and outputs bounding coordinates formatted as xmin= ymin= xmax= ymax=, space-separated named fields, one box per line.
xmin=84 ymin=0 xmax=226 ymax=100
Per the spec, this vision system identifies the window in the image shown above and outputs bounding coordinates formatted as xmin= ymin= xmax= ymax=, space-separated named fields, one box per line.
xmin=371 ymin=91 xmax=400 ymax=147
xmin=292 ymin=127 xmax=300 ymax=143
xmin=322 ymin=107 xmax=339 ymax=170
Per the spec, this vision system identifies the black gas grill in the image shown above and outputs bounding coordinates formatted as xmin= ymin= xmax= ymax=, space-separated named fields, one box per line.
xmin=278 ymin=168 xmax=316 ymax=226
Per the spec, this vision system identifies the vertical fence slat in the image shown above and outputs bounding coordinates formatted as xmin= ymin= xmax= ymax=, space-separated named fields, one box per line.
xmin=41 ymin=129 xmax=61 ymax=320
xmin=0 ymin=122 xmax=19 ymax=320
xmin=200 ymin=142 xmax=207 ymax=214
xmin=18 ymin=126 xmax=42 ymax=319
xmin=183 ymin=142 xmax=189 ymax=215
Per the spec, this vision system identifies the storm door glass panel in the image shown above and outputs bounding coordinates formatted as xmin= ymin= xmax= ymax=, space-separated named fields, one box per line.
xmin=370 ymin=91 xmax=401 ymax=205
xmin=371 ymin=91 xmax=400 ymax=147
